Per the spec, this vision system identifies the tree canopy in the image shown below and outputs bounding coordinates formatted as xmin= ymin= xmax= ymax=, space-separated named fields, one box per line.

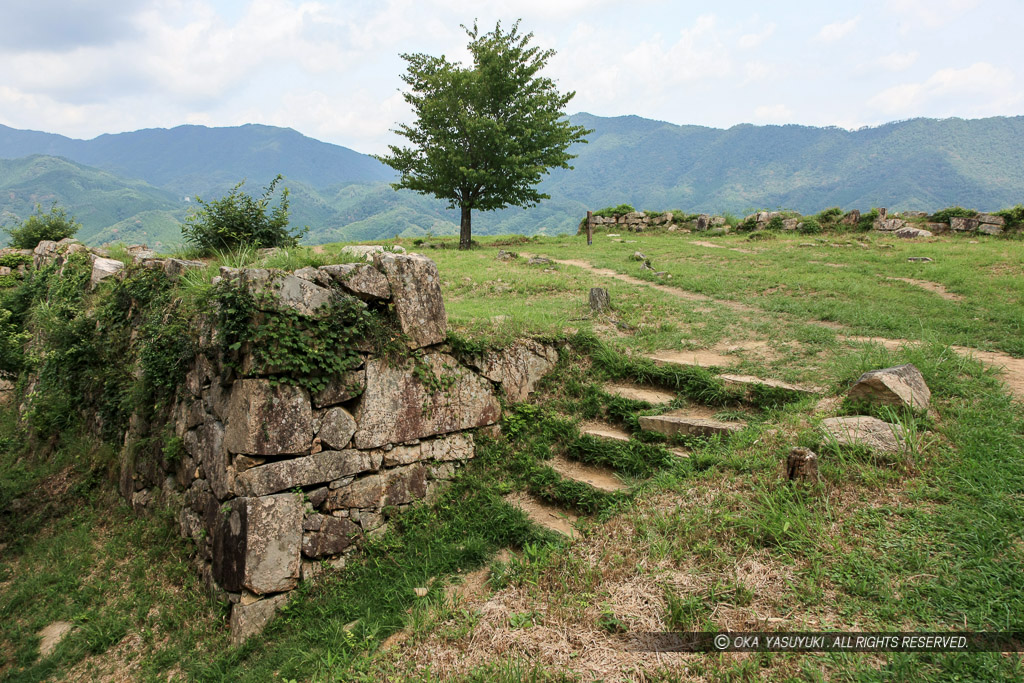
xmin=3 ymin=203 xmax=80 ymax=249
xmin=377 ymin=20 xmax=590 ymax=249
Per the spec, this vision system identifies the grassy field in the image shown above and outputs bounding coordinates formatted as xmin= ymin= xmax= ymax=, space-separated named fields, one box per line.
xmin=1 ymin=228 xmax=1022 ymax=681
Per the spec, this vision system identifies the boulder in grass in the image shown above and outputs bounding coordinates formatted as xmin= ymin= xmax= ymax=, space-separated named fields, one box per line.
xmin=848 ymin=363 xmax=930 ymax=411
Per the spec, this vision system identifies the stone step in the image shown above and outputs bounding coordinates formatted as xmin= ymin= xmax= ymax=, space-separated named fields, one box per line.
xmin=548 ymin=454 xmax=627 ymax=493
xmin=602 ymin=382 xmax=676 ymax=404
xmin=580 ymin=421 xmax=631 ymax=443
xmin=504 ymin=492 xmax=578 ymax=537
xmin=719 ymin=374 xmax=821 ymax=395
xmin=638 ymin=414 xmax=746 ymax=438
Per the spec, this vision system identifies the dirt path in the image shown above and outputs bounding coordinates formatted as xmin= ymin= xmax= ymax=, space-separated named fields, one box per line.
xmin=883 ymin=277 xmax=963 ymax=301
xmin=526 ymin=254 xmax=755 ymax=313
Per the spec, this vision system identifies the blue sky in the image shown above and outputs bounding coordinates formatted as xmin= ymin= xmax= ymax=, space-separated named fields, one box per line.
xmin=0 ymin=0 xmax=1020 ymax=154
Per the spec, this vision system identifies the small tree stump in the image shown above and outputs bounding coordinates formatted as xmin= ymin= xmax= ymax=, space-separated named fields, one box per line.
xmin=589 ymin=287 xmax=610 ymax=313
xmin=786 ymin=447 xmax=819 ymax=482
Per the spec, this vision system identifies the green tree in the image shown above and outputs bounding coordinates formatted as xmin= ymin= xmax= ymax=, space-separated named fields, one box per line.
xmin=376 ymin=20 xmax=590 ymax=249
xmin=181 ymin=175 xmax=306 ymax=254
xmin=3 ymin=203 xmax=81 ymax=249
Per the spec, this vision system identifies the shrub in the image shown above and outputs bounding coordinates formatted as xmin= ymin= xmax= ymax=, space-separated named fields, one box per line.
xmin=929 ymin=206 xmax=977 ymax=224
xmin=995 ymin=204 xmax=1024 ymax=228
xmin=815 ymin=207 xmax=844 ymax=227
xmin=857 ymin=209 xmax=879 ymax=231
xmin=181 ymin=175 xmax=307 ymax=254
xmin=3 ymin=203 xmax=81 ymax=249
xmin=592 ymin=204 xmax=635 ymax=218
xmin=798 ymin=217 xmax=822 ymax=234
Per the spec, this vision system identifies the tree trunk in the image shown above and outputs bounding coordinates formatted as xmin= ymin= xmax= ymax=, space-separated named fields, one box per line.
xmin=459 ymin=205 xmax=472 ymax=250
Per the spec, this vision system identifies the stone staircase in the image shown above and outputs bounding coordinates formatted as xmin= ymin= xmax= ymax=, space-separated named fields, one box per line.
xmin=504 ymin=354 xmax=818 ymax=537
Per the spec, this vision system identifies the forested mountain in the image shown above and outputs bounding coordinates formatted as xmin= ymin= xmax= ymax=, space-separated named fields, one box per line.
xmin=1 ymin=114 xmax=1022 ymax=247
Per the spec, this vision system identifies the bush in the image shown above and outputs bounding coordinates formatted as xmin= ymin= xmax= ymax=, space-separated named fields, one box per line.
xmin=857 ymin=208 xmax=879 ymax=231
xmin=592 ymin=204 xmax=635 ymax=218
xmin=995 ymin=204 xmax=1024 ymax=228
xmin=3 ymin=203 xmax=81 ymax=249
xmin=815 ymin=207 xmax=844 ymax=227
xmin=798 ymin=217 xmax=822 ymax=234
xmin=181 ymin=175 xmax=307 ymax=254
xmin=929 ymin=206 xmax=977 ymax=224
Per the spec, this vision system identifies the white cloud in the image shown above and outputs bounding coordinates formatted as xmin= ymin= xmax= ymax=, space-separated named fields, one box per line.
xmin=814 ymin=16 xmax=861 ymax=42
xmin=738 ymin=22 xmax=776 ymax=49
xmin=875 ymin=51 xmax=919 ymax=71
xmin=869 ymin=62 xmax=1016 ymax=115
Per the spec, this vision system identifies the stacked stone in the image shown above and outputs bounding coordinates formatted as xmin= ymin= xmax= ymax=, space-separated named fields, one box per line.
xmin=588 ymin=211 xmax=725 ymax=232
xmin=111 ymin=250 xmax=557 ymax=643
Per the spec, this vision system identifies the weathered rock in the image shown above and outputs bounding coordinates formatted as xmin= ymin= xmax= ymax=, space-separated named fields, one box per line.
xmin=302 ymin=515 xmax=361 ymax=558
xmin=781 ymin=218 xmax=799 ymax=231
xmin=381 ymin=443 xmax=424 ymax=467
xmin=624 ymin=211 xmax=645 ymax=224
xmin=235 ymin=450 xmax=381 ymax=497
xmin=907 ymin=257 xmax=933 ymax=262
xmin=639 ymin=415 xmax=745 ymax=438
xmin=32 ymin=240 xmax=59 ymax=269
xmin=710 ymin=216 xmax=726 ymax=226
xmin=214 ymin=493 xmax=302 ymax=595
xmin=786 ymin=447 xmax=819 ymax=482
xmin=311 ymin=369 xmax=366 ymax=408
xmin=293 ymin=266 xmax=333 ymax=287
xmin=473 ymin=339 xmax=559 ymax=403
xmin=631 ymin=251 xmax=647 ymax=261
xmin=977 ymin=213 xmax=1005 ymax=226
xmin=354 ymin=354 xmax=500 ymax=449
xmin=527 ymin=257 xmax=552 ymax=265
xmin=496 ymin=250 xmax=517 ymax=261
xmin=325 ymin=463 xmax=428 ymax=511
xmin=977 ymin=223 xmax=1003 ymax=235
xmin=821 ymin=416 xmax=906 ymax=453
xmin=320 ymin=263 xmax=392 ymax=301
xmin=184 ymin=419 xmax=233 ymax=500
xmin=229 ymin=593 xmax=290 ymax=646
xmin=925 ymin=222 xmax=949 ymax=234
xmin=695 ymin=214 xmax=710 ymax=231
xmin=341 ymin=245 xmax=405 ymax=261
xmin=163 ymin=258 xmax=206 ymax=279
xmin=231 ymin=268 xmax=338 ymax=317
xmin=224 ymin=379 xmax=312 ymax=456
xmin=894 ymin=226 xmax=933 ymax=238
xmin=589 ymin=287 xmax=610 ymax=313
xmin=421 ymin=432 xmax=474 ymax=462
xmin=90 ymin=256 xmax=125 ymax=287
xmin=848 ymin=363 xmax=930 ymax=411
xmin=950 ymin=216 xmax=980 ymax=232
xmin=874 ymin=218 xmax=906 ymax=232
xmin=318 ymin=407 xmax=357 ymax=450
xmin=373 ymin=252 xmax=447 ymax=349
xmin=841 ymin=210 xmax=861 ymax=225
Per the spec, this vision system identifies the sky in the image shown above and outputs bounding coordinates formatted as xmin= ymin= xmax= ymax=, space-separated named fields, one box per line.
xmin=0 ymin=0 xmax=1021 ymax=155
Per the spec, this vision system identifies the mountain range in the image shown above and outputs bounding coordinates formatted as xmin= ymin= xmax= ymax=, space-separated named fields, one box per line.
xmin=1 ymin=114 xmax=1022 ymax=248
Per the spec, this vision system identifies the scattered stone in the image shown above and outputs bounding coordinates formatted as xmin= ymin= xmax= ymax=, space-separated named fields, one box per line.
xmin=496 ymin=250 xmax=517 ymax=261
xmin=374 ymin=252 xmax=447 ymax=349
xmin=229 ymin=593 xmax=290 ymax=646
xmin=848 ymin=363 xmax=931 ymax=411
xmin=874 ymin=218 xmax=906 ymax=232
xmin=527 ymin=257 xmax=552 ymax=265
xmin=354 ymin=354 xmax=500 ymax=449
xmin=821 ymin=416 xmax=906 ymax=453
xmin=894 ymin=226 xmax=933 ymax=239
xmin=631 ymin=251 xmax=647 ymax=261
xmin=589 ymin=287 xmax=610 ymax=313
xmin=841 ymin=210 xmax=861 ymax=225
xmin=786 ymin=447 xmax=819 ymax=482
xmin=638 ymin=414 xmax=745 ymax=438
xmin=163 ymin=258 xmax=206 ymax=278
xmin=472 ymin=339 xmax=559 ymax=403
xmin=224 ymin=379 xmax=312 ymax=456
xmin=320 ymin=263 xmax=392 ymax=301
xmin=907 ymin=257 xmax=933 ymax=262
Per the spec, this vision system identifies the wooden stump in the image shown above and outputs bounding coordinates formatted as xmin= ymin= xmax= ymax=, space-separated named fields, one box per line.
xmin=589 ymin=287 xmax=610 ymax=313
xmin=786 ymin=447 xmax=819 ymax=482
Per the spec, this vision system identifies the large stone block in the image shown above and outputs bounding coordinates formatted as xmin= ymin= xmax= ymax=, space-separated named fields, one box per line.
xmin=311 ymin=368 xmax=366 ymax=408
xmin=353 ymin=354 xmax=500 ymax=449
xmin=320 ymin=263 xmax=392 ymax=301
xmin=229 ymin=268 xmax=337 ymax=317
xmin=224 ymin=379 xmax=312 ymax=456
xmin=373 ymin=252 xmax=447 ymax=349
xmin=235 ymin=450 xmax=381 ymax=497
xmin=213 ymin=494 xmax=302 ymax=595
xmin=184 ymin=419 xmax=233 ymax=500
xmin=325 ymin=463 xmax=427 ymax=510
xmin=473 ymin=340 xmax=558 ymax=403
xmin=229 ymin=593 xmax=290 ymax=646
xmin=848 ymin=363 xmax=931 ymax=411
xmin=821 ymin=416 xmax=906 ymax=454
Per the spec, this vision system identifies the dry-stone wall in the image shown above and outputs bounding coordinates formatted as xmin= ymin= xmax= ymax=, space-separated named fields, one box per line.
xmin=23 ymin=238 xmax=557 ymax=645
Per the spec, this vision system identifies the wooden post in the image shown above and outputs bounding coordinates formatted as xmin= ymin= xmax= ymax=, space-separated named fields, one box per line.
xmin=586 ymin=211 xmax=594 ymax=246
xmin=786 ymin=447 xmax=819 ymax=483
